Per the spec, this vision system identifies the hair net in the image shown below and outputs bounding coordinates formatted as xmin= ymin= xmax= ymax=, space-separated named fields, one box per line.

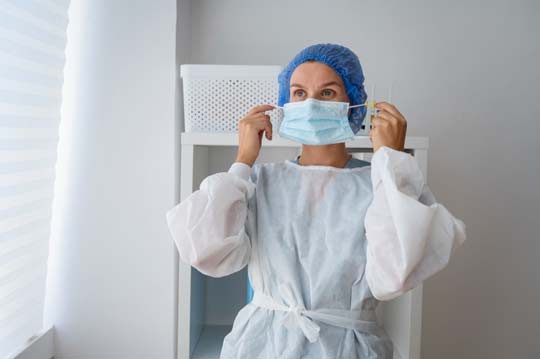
xmin=277 ymin=43 xmax=368 ymax=134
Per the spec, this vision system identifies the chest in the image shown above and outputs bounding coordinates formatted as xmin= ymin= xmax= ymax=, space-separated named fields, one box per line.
xmin=253 ymin=166 xmax=373 ymax=259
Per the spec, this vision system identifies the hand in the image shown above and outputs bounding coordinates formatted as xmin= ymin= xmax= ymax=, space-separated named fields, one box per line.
xmin=236 ymin=104 xmax=275 ymax=166
xmin=369 ymin=101 xmax=407 ymax=153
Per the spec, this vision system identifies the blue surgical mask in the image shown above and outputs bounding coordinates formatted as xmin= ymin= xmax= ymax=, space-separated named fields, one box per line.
xmin=276 ymin=98 xmax=365 ymax=145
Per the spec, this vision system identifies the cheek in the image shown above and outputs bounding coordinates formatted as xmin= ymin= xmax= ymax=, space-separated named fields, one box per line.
xmin=340 ymin=93 xmax=351 ymax=102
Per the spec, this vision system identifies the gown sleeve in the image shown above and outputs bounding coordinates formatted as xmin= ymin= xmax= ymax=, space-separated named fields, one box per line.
xmin=165 ymin=162 xmax=255 ymax=278
xmin=364 ymin=146 xmax=467 ymax=301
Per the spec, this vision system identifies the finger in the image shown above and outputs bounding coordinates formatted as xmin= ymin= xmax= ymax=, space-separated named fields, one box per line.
xmin=374 ymin=110 xmax=399 ymax=125
xmin=248 ymin=116 xmax=272 ymax=131
xmin=375 ymin=101 xmax=405 ymax=120
xmin=241 ymin=113 xmax=267 ymax=127
xmin=371 ymin=117 xmax=390 ymax=129
xmin=251 ymin=113 xmax=271 ymax=121
xmin=247 ymin=104 xmax=276 ymax=115
xmin=249 ymin=115 xmax=272 ymax=130
xmin=264 ymin=120 xmax=273 ymax=140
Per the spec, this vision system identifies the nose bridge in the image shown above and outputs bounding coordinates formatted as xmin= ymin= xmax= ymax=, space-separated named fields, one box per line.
xmin=306 ymin=89 xmax=323 ymax=101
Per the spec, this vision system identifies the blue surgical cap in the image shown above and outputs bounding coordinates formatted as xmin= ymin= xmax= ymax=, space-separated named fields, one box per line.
xmin=277 ymin=43 xmax=368 ymax=134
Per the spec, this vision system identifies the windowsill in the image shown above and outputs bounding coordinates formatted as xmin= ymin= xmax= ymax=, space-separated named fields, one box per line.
xmin=9 ymin=326 xmax=54 ymax=359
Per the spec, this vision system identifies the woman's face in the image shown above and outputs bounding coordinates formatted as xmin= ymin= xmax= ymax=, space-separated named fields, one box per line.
xmin=289 ymin=61 xmax=350 ymax=104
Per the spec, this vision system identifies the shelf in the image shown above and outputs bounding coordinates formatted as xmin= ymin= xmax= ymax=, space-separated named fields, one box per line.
xmin=178 ymin=133 xmax=427 ymax=359
xmin=181 ymin=132 xmax=429 ymax=149
xmin=191 ymin=324 xmax=232 ymax=359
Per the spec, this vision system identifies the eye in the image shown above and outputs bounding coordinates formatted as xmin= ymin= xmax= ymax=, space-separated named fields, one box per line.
xmin=294 ymin=89 xmax=305 ymax=97
xmin=322 ymin=89 xmax=335 ymax=97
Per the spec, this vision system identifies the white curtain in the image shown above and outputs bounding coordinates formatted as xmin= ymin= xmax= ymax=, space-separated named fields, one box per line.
xmin=0 ymin=0 xmax=71 ymax=356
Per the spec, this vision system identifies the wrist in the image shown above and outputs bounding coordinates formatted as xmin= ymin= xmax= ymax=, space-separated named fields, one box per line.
xmin=235 ymin=156 xmax=255 ymax=167
xmin=373 ymin=144 xmax=403 ymax=153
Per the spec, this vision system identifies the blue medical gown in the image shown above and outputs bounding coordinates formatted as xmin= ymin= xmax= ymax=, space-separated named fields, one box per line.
xmin=246 ymin=155 xmax=370 ymax=304
xmin=165 ymin=147 xmax=467 ymax=359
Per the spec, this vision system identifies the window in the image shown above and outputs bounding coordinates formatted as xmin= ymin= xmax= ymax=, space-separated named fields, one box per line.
xmin=0 ymin=0 xmax=71 ymax=356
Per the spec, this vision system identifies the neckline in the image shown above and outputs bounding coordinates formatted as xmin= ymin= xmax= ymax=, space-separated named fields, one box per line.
xmin=295 ymin=154 xmax=353 ymax=169
xmin=286 ymin=156 xmax=370 ymax=172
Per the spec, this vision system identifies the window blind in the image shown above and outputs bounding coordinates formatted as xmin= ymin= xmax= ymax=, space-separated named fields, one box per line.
xmin=0 ymin=0 xmax=71 ymax=356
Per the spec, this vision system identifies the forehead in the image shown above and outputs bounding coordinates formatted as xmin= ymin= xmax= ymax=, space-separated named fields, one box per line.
xmin=290 ymin=61 xmax=344 ymax=88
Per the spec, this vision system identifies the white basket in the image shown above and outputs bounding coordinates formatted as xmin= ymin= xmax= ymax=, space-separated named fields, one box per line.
xmin=180 ymin=64 xmax=283 ymax=133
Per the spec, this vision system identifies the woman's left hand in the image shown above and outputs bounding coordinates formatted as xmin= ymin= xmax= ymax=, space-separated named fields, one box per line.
xmin=369 ymin=102 xmax=407 ymax=153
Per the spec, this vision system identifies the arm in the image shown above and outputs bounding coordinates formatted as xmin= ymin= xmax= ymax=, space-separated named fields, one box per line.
xmin=364 ymin=146 xmax=467 ymax=301
xmin=165 ymin=162 xmax=255 ymax=278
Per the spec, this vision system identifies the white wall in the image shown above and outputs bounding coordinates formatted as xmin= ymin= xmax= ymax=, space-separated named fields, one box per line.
xmin=44 ymin=0 xmax=177 ymax=358
xmin=187 ymin=0 xmax=540 ymax=358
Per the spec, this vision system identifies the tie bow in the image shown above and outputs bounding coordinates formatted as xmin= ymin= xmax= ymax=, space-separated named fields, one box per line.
xmin=278 ymin=284 xmax=321 ymax=343
xmin=250 ymin=285 xmax=382 ymax=345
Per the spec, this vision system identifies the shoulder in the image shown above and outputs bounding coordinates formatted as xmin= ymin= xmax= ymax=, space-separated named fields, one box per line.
xmin=251 ymin=160 xmax=289 ymax=182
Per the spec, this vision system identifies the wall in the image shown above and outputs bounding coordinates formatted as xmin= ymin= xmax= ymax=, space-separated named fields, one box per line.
xmin=44 ymin=0 xmax=178 ymax=358
xmin=187 ymin=0 xmax=540 ymax=358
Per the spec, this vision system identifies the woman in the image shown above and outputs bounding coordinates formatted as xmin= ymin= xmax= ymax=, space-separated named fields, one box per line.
xmin=166 ymin=43 xmax=466 ymax=358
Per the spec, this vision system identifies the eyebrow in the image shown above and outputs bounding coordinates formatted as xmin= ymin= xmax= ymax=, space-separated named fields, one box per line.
xmin=290 ymin=81 xmax=343 ymax=89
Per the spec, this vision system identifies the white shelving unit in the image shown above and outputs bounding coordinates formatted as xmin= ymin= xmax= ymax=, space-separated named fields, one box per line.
xmin=177 ymin=132 xmax=429 ymax=359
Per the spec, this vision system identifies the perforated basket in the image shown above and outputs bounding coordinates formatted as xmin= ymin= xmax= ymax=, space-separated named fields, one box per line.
xmin=180 ymin=65 xmax=283 ymax=133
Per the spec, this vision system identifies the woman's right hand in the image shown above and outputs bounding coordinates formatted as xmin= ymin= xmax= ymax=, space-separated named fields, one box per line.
xmin=235 ymin=104 xmax=275 ymax=166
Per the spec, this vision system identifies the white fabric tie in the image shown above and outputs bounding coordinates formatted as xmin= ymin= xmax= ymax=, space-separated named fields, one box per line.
xmin=251 ymin=283 xmax=381 ymax=343
xmin=281 ymin=302 xmax=321 ymax=343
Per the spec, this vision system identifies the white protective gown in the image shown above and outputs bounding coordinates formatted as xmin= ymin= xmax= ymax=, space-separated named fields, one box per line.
xmin=165 ymin=146 xmax=467 ymax=359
